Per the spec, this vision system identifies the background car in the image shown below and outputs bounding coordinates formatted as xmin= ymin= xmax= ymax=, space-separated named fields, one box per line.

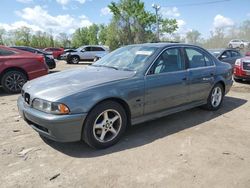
xmin=60 ymin=45 xmax=109 ymax=64
xmin=245 ymin=51 xmax=250 ymax=56
xmin=234 ymin=57 xmax=250 ymax=82
xmin=11 ymin=46 xmax=56 ymax=69
xmin=208 ymin=48 xmax=242 ymax=66
xmin=18 ymin=43 xmax=233 ymax=149
xmin=44 ymin=47 xmax=64 ymax=59
xmin=0 ymin=45 xmax=48 ymax=93
xmin=228 ymin=39 xmax=250 ymax=49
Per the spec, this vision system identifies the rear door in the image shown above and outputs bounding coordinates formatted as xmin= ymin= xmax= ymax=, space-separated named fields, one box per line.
xmin=144 ymin=47 xmax=189 ymax=114
xmin=184 ymin=47 xmax=215 ymax=103
xmin=91 ymin=47 xmax=106 ymax=59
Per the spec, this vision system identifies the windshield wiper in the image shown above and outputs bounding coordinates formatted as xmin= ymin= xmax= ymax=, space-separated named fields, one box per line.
xmin=91 ymin=64 xmax=118 ymax=70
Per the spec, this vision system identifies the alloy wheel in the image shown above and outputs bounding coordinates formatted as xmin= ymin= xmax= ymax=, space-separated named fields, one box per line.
xmin=4 ymin=72 xmax=26 ymax=93
xmin=93 ymin=109 xmax=122 ymax=143
xmin=211 ymin=86 xmax=222 ymax=108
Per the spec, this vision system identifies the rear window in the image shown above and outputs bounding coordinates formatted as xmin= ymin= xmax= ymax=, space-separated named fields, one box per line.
xmin=0 ymin=49 xmax=16 ymax=56
xmin=92 ymin=47 xmax=105 ymax=51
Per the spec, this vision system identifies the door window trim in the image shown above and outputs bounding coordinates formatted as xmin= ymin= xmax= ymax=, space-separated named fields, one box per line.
xmin=145 ymin=46 xmax=186 ymax=76
xmin=183 ymin=47 xmax=215 ymax=70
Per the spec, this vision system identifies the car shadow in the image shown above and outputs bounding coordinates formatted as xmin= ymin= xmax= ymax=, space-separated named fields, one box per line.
xmin=0 ymin=87 xmax=19 ymax=97
xmin=41 ymin=96 xmax=247 ymax=158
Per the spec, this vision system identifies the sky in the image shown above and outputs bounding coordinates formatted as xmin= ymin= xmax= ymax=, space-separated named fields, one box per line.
xmin=0 ymin=0 xmax=250 ymax=38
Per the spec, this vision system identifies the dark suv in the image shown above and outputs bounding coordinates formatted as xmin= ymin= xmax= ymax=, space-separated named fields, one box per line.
xmin=11 ymin=46 xmax=56 ymax=69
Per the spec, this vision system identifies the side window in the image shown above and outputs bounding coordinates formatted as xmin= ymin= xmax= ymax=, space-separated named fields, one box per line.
xmin=151 ymin=48 xmax=184 ymax=74
xmin=92 ymin=47 xmax=105 ymax=51
xmin=185 ymin=48 xmax=213 ymax=68
xmin=0 ymin=49 xmax=15 ymax=56
xmin=221 ymin=51 xmax=231 ymax=58
xmin=84 ymin=47 xmax=91 ymax=51
xmin=231 ymin=51 xmax=241 ymax=57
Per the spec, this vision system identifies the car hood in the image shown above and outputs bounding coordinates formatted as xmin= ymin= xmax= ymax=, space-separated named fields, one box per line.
xmin=23 ymin=66 xmax=136 ymax=101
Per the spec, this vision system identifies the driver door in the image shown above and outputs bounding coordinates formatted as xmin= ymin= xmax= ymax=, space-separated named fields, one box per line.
xmin=144 ymin=47 xmax=189 ymax=114
xmin=80 ymin=47 xmax=92 ymax=60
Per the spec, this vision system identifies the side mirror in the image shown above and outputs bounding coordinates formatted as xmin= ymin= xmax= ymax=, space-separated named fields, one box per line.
xmin=220 ymin=55 xmax=227 ymax=59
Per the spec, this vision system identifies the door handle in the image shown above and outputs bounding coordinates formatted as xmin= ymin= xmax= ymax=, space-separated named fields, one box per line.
xmin=182 ymin=77 xmax=187 ymax=81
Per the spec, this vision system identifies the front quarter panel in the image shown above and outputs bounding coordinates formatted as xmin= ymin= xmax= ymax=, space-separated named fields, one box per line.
xmin=58 ymin=76 xmax=145 ymax=119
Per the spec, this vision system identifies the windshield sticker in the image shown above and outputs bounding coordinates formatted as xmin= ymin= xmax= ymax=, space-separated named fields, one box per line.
xmin=136 ymin=51 xmax=153 ymax=55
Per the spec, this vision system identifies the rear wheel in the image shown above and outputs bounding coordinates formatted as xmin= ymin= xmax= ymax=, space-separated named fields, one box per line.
xmin=229 ymin=44 xmax=233 ymax=48
xmin=1 ymin=70 xmax=27 ymax=93
xmin=83 ymin=101 xmax=127 ymax=149
xmin=203 ymin=83 xmax=224 ymax=111
xmin=240 ymin=44 xmax=244 ymax=49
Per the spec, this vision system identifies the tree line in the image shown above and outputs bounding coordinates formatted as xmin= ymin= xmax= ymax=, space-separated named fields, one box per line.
xmin=0 ymin=0 xmax=250 ymax=51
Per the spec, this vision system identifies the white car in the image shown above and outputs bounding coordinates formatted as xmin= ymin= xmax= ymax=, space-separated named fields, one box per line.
xmin=228 ymin=39 xmax=250 ymax=49
xmin=61 ymin=45 xmax=109 ymax=64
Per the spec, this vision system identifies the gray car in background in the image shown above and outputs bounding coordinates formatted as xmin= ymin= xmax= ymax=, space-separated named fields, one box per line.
xmin=60 ymin=45 xmax=109 ymax=64
xmin=208 ymin=48 xmax=242 ymax=66
xmin=18 ymin=43 xmax=233 ymax=149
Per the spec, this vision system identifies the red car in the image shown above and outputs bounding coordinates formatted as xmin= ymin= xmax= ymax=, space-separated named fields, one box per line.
xmin=0 ymin=45 xmax=48 ymax=93
xmin=245 ymin=51 xmax=250 ymax=56
xmin=234 ymin=57 xmax=250 ymax=82
xmin=43 ymin=47 xmax=64 ymax=59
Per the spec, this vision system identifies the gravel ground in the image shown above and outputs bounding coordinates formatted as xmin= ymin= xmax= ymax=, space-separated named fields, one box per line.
xmin=1 ymin=61 xmax=250 ymax=188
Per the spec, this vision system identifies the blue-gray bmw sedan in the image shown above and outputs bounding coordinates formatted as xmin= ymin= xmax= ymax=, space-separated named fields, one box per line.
xmin=18 ymin=43 xmax=233 ymax=149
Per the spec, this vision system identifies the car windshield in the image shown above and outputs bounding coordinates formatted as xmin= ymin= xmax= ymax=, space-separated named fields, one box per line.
xmin=92 ymin=45 xmax=157 ymax=71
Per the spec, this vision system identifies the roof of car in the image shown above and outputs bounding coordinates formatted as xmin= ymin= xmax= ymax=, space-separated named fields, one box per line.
xmin=127 ymin=43 xmax=201 ymax=48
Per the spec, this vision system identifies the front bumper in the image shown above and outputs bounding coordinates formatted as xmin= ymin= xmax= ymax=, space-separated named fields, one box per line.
xmin=17 ymin=96 xmax=87 ymax=142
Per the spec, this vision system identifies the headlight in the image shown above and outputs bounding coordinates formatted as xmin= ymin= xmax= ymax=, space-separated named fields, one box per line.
xmin=32 ymin=98 xmax=70 ymax=115
xmin=235 ymin=59 xmax=241 ymax=66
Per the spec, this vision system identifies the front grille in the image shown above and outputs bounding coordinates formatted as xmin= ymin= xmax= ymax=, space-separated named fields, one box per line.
xmin=243 ymin=62 xmax=250 ymax=71
xmin=24 ymin=92 xmax=31 ymax=105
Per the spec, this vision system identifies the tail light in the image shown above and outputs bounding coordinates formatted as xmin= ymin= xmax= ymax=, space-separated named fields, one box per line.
xmin=37 ymin=56 xmax=45 ymax=64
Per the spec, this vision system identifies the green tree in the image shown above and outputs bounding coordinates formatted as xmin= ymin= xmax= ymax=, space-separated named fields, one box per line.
xmin=107 ymin=0 xmax=178 ymax=49
xmin=98 ymin=24 xmax=108 ymax=45
xmin=186 ymin=30 xmax=201 ymax=44
xmin=57 ymin=33 xmax=70 ymax=48
xmin=0 ymin=28 xmax=5 ymax=45
xmin=13 ymin=26 xmax=31 ymax=46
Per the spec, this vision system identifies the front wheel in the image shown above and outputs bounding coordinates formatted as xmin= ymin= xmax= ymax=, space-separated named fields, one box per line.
xmin=203 ymin=83 xmax=224 ymax=111
xmin=70 ymin=56 xmax=80 ymax=64
xmin=82 ymin=101 xmax=127 ymax=149
xmin=234 ymin=77 xmax=242 ymax=83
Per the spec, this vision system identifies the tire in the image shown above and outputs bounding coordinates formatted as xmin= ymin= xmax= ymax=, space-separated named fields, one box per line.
xmin=83 ymin=101 xmax=127 ymax=149
xmin=70 ymin=56 xmax=80 ymax=64
xmin=203 ymin=83 xmax=224 ymax=111
xmin=93 ymin=57 xmax=100 ymax=62
xmin=229 ymin=44 xmax=233 ymax=48
xmin=1 ymin=70 xmax=27 ymax=94
xmin=240 ymin=44 xmax=244 ymax=49
xmin=234 ymin=77 xmax=242 ymax=83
